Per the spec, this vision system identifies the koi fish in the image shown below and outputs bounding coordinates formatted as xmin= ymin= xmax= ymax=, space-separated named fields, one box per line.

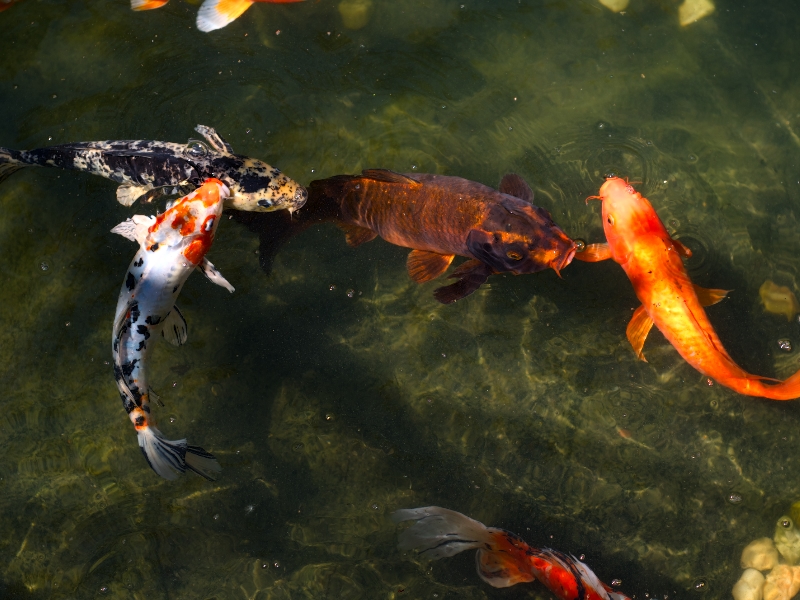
xmin=575 ymin=176 xmax=800 ymax=400
xmin=0 ymin=124 xmax=307 ymax=213
xmin=111 ymin=178 xmax=235 ymax=480
xmin=393 ymin=506 xmax=631 ymax=600
xmin=131 ymin=0 xmax=305 ymax=33
xmin=297 ymin=170 xmax=577 ymax=303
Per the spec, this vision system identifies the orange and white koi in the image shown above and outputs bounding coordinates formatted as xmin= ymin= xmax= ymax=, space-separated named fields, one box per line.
xmin=394 ymin=507 xmax=631 ymax=600
xmin=131 ymin=0 xmax=305 ymax=33
xmin=111 ymin=178 xmax=235 ymax=480
xmin=575 ymin=176 xmax=800 ymax=400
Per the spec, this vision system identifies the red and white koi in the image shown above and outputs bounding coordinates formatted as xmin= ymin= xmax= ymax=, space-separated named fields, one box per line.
xmin=394 ymin=507 xmax=631 ymax=600
xmin=111 ymin=178 xmax=234 ymax=480
xmin=131 ymin=0 xmax=305 ymax=33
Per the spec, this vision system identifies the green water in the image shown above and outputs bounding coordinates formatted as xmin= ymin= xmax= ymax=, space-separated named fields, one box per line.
xmin=2 ymin=0 xmax=800 ymax=598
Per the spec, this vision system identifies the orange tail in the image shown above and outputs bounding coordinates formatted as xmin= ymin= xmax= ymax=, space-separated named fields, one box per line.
xmin=131 ymin=0 xmax=169 ymax=10
xmin=393 ymin=507 xmax=534 ymax=588
xmin=729 ymin=369 xmax=800 ymax=401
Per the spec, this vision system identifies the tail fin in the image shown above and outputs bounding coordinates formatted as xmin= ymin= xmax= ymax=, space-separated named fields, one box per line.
xmin=753 ymin=367 xmax=800 ymax=401
xmin=137 ymin=426 xmax=221 ymax=481
xmin=131 ymin=0 xmax=169 ymax=10
xmin=0 ymin=147 xmax=27 ymax=187
xmin=196 ymin=0 xmax=254 ymax=31
xmin=392 ymin=506 xmax=535 ymax=588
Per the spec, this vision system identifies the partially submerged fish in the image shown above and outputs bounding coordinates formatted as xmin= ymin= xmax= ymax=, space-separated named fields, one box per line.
xmin=0 ymin=124 xmax=307 ymax=213
xmin=576 ymin=177 xmax=800 ymax=400
xmin=394 ymin=506 xmax=631 ymax=600
xmin=111 ymin=178 xmax=235 ymax=480
xmin=759 ymin=280 xmax=800 ymax=322
xmin=131 ymin=0 xmax=305 ymax=33
xmin=305 ymin=169 xmax=578 ymax=303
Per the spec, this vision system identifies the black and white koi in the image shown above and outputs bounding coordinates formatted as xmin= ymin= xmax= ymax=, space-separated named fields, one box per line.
xmin=111 ymin=178 xmax=234 ymax=480
xmin=0 ymin=124 xmax=307 ymax=213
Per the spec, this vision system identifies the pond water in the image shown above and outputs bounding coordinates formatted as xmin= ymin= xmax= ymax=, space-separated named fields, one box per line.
xmin=1 ymin=0 xmax=800 ymax=598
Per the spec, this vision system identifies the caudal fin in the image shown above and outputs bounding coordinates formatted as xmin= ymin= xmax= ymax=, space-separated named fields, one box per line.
xmin=137 ymin=426 xmax=221 ymax=480
xmin=0 ymin=147 xmax=27 ymax=186
xmin=393 ymin=506 xmax=537 ymax=588
xmin=131 ymin=0 xmax=169 ymax=10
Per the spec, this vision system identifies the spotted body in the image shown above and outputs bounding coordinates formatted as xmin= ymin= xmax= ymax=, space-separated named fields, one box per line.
xmin=0 ymin=124 xmax=307 ymax=213
xmin=393 ymin=506 xmax=631 ymax=600
xmin=112 ymin=178 xmax=234 ymax=480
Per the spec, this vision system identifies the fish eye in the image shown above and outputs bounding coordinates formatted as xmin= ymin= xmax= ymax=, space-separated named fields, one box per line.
xmin=506 ymin=250 xmax=523 ymax=261
xmin=782 ymin=518 xmax=793 ymax=529
xmin=204 ymin=217 xmax=215 ymax=232
xmin=607 ymin=215 xmax=615 ymax=226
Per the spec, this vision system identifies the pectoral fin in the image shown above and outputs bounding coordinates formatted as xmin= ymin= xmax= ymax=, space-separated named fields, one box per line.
xmin=626 ymin=305 xmax=653 ymax=362
xmin=194 ymin=124 xmax=234 ymax=155
xmin=337 ymin=222 xmax=377 ymax=247
xmin=693 ymin=284 xmax=730 ymax=307
xmin=672 ymin=238 xmax=693 ymax=258
xmin=573 ymin=242 xmax=612 ymax=262
xmin=199 ymin=257 xmax=235 ymax=293
xmin=498 ymin=173 xmax=533 ymax=203
xmin=111 ymin=214 xmax=156 ymax=244
xmin=161 ymin=306 xmax=188 ymax=347
xmin=406 ymin=250 xmax=454 ymax=283
xmin=116 ymin=184 xmax=152 ymax=207
xmin=432 ymin=259 xmax=492 ymax=304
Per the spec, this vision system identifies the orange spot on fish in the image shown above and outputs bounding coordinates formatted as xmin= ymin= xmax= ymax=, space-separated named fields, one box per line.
xmin=616 ymin=427 xmax=632 ymax=439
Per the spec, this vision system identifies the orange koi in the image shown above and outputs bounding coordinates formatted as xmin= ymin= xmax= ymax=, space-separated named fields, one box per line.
xmin=394 ymin=506 xmax=631 ymax=600
xmin=575 ymin=177 xmax=800 ymax=400
xmin=131 ymin=0 xmax=305 ymax=32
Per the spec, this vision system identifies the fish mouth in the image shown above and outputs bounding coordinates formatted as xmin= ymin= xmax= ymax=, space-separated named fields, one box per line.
xmin=552 ymin=243 xmax=577 ymax=277
xmin=291 ymin=185 xmax=308 ymax=212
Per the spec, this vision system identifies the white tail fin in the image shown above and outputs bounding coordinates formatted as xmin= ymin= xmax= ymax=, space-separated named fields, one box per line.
xmin=0 ymin=147 xmax=26 ymax=186
xmin=392 ymin=506 xmax=493 ymax=559
xmin=196 ymin=0 xmax=253 ymax=32
xmin=137 ymin=426 xmax=221 ymax=480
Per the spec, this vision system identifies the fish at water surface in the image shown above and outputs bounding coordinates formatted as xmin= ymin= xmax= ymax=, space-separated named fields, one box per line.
xmin=0 ymin=124 xmax=307 ymax=213
xmin=307 ymin=170 xmax=578 ymax=303
xmin=111 ymin=178 xmax=235 ymax=480
xmin=131 ymin=0 xmax=305 ymax=33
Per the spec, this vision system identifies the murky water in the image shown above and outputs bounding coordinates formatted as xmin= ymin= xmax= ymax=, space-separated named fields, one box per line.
xmin=2 ymin=0 xmax=800 ymax=598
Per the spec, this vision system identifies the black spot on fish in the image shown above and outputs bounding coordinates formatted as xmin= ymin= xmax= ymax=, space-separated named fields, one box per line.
xmin=143 ymin=404 xmax=150 ymax=413
xmin=145 ymin=315 xmax=161 ymax=325
xmin=130 ymin=302 xmax=140 ymax=323
xmin=136 ymin=340 xmax=147 ymax=351
xmin=238 ymin=171 xmax=272 ymax=193
xmin=126 ymin=272 xmax=136 ymax=291
xmin=172 ymin=286 xmax=178 ymax=294
xmin=136 ymin=324 xmax=150 ymax=340
xmin=134 ymin=257 xmax=144 ymax=267
xmin=150 ymin=243 xmax=159 ymax=252
xmin=134 ymin=415 xmax=145 ymax=427
xmin=121 ymin=359 xmax=138 ymax=378
xmin=113 ymin=364 xmax=124 ymax=382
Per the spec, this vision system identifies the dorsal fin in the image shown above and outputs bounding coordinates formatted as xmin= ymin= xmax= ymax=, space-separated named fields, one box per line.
xmin=194 ymin=124 xmax=234 ymax=155
xmin=360 ymin=169 xmax=421 ymax=186
xmin=498 ymin=173 xmax=533 ymax=203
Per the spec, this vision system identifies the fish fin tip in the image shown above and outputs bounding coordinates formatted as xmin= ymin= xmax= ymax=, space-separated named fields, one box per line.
xmin=116 ymin=184 xmax=151 ymax=207
xmin=693 ymin=284 xmax=730 ymax=307
xmin=196 ymin=0 xmax=252 ymax=32
xmin=161 ymin=305 xmax=188 ymax=346
xmin=131 ymin=0 xmax=169 ymax=10
xmin=199 ymin=257 xmax=235 ymax=292
xmin=498 ymin=173 xmax=533 ymax=203
xmin=393 ymin=506 xmax=492 ymax=558
xmin=0 ymin=148 xmax=25 ymax=185
xmin=475 ymin=547 xmax=536 ymax=588
xmin=185 ymin=444 xmax=222 ymax=480
xmin=406 ymin=250 xmax=454 ymax=283
xmin=138 ymin=427 xmax=220 ymax=480
xmin=672 ymin=238 xmax=693 ymax=258
xmin=194 ymin=124 xmax=235 ymax=153
xmin=573 ymin=242 xmax=612 ymax=262
xmin=361 ymin=169 xmax=421 ymax=186
xmin=338 ymin=222 xmax=377 ymax=247
xmin=627 ymin=305 xmax=654 ymax=361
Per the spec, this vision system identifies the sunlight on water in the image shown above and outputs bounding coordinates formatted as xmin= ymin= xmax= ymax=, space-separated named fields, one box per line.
xmin=1 ymin=0 xmax=800 ymax=598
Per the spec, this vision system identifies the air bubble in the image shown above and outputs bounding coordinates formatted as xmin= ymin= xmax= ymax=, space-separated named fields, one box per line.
xmin=778 ymin=339 xmax=793 ymax=352
xmin=213 ymin=513 xmax=219 ymax=521
xmin=293 ymin=443 xmax=304 ymax=451
xmin=40 ymin=262 xmax=50 ymax=271
xmin=727 ymin=492 xmax=742 ymax=504
xmin=575 ymin=239 xmax=586 ymax=252
xmin=706 ymin=378 xmax=714 ymax=386
xmin=325 ymin=414 xmax=333 ymax=421
xmin=371 ymin=503 xmax=379 ymax=510
xmin=693 ymin=579 xmax=707 ymax=592
xmin=65 ymin=322 xmax=71 ymax=327
xmin=169 ymin=416 xmax=176 ymax=423
xmin=329 ymin=284 xmax=336 ymax=291
xmin=611 ymin=579 xmax=622 ymax=587
xmin=346 ymin=289 xmax=355 ymax=298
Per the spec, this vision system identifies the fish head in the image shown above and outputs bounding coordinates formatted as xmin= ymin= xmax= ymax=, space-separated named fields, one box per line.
xmin=147 ymin=178 xmax=230 ymax=264
xmin=225 ymin=157 xmax=308 ymax=214
xmin=466 ymin=197 xmax=577 ymax=276
xmin=593 ymin=177 xmax=663 ymax=262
